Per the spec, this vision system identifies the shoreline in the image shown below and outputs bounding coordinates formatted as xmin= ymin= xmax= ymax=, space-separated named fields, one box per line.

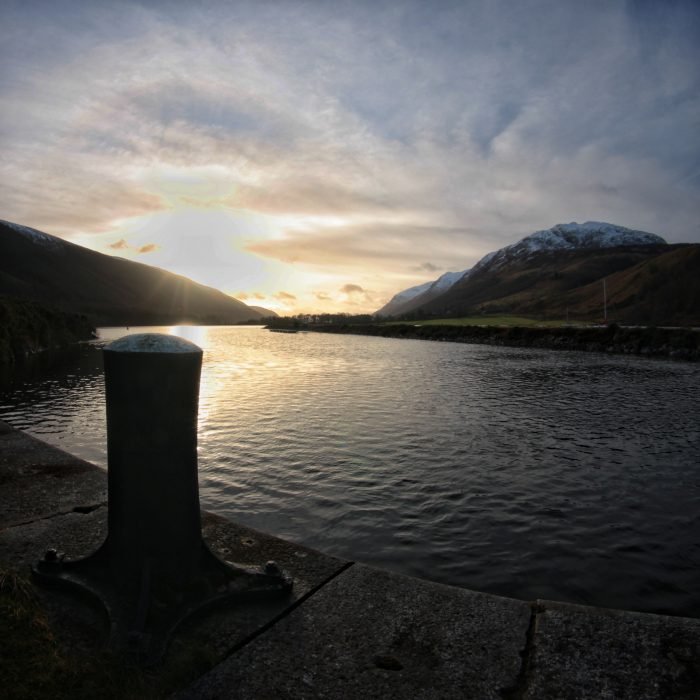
xmin=0 ymin=296 xmax=96 ymax=367
xmin=307 ymin=322 xmax=700 ymax=361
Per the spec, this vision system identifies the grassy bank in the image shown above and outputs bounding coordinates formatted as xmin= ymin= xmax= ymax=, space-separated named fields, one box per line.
xmin=310 ymin=322 xmax=700 ymax=360
xmin=0 ymin=566 xmax=214 ymax=699
xmin=386 ymin=315 xmax=581 ymax=328
xmin=0 ymin=566 xmax=141 ymax=700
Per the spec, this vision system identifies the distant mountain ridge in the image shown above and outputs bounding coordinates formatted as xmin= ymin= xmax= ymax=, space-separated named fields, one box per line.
xmin=375 ymin=221 xmax=700 ymax=325
xmin=375 ymin=269 xmax=470 ymax=317
xmin=0 ymin=219 xmax=269 ymax=326
xmin=248 ymin=305 xmax=278 ymax=317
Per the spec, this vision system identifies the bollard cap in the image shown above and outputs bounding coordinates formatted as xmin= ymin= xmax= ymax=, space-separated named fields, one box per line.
xmin=104 ymin=333 xmax=202 ymax=354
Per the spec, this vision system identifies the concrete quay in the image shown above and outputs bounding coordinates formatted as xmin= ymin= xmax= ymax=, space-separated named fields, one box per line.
xmin=1 ymin=420 xmax=698 ymax=699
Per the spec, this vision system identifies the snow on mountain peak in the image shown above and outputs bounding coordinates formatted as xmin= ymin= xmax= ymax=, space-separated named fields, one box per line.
xmin=1 ymin=219 xmax=65 ymax=249
xmin=472 ymin=221 xmax=666 ymax=273
xmin=431 ymin=270 xmax=468 ymax=292
xmin=390 ymin=280 xmax=435 ymax=304
xmin=374 ymin=268 xmax=471 ymax=316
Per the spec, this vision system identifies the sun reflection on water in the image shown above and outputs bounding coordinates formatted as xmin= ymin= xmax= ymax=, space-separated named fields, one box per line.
xmin=167 ymin=325 xmax=210 ymax=347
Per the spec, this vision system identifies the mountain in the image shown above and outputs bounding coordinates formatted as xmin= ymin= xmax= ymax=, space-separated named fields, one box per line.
xmin=1 ymin=295 xmax=96 ymax=365
xmin=543 ymin=244 xmax=700 ymax=326
xmin=469 ymin=221 xmax=666 ymax=275
xmin=377 ymin=280 xmax=435 ymax=315
xmin=375 ymin=269 xmax=470 ymax=317
xmin=377 ymin=222 xmax=663 ymax=319
xmin=0 ymin=219 xmax=265 ymax=326
xmin=248 ymin=305 xmax=278 ymax=317
xmin=376 ymin=221 xmax=700 ymax=325
xmin=417 ymin=225 xmax=700 ymax=325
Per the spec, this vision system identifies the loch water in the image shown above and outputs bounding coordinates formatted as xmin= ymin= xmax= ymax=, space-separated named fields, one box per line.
xmin=1 ymin=325 xmax=699 ymax=617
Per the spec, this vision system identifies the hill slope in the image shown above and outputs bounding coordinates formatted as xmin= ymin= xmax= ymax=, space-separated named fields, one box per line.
xmin=379 ymin=221 xmax=699 ymax=325
xmin=375 ymin=269 xmax=469 ymax=317
xmin=0 ymin=220 xmax=264 ymax=326
xmin=417 ymin=243 xmax=700 ymax=325
xmin=377 ymin=222 xmax=666 ymax=319
xmin=557 ymin=244 xmax=700 ymax=326
xmin=374 ymin=279 xmax=435 ymax=317
xmin=0 ymin=295 xmax=95 ymax=365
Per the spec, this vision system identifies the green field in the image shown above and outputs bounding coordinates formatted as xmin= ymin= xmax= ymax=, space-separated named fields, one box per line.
xmin=386 ymin=315 xmax=579 ymax=328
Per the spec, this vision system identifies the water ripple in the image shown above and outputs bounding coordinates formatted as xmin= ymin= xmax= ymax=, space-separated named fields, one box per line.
xmin=1 ymin=326 xmax=699 ymax=617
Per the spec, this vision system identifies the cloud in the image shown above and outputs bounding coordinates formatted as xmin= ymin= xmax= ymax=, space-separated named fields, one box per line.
xmin=1 ymin=149 xmax=164 ymax=235
xmin=336 ymin=282 xmax=382 ymax=309
xmin=233 ymin=290 xmax=267 ymax=301
xmin=414 ymin=262 xmax=441 ymax=273
xmin=274 ymin=291 xmax=297 ymax=301
xmin=1 ymin=0 xmax=698 ymax=274
xmin=106 ymin=238 xmax=158 ymax=254
xmin=340 ymin=284 xmax=364 ymax=295
xmin=314 ymin=291 xmax=331 ymax=301
xmin=246 ymin=222 xmax=486 ymax=272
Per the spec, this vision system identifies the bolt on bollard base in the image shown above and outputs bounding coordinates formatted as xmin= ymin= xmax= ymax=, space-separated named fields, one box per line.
xmin=32 ymin=333 xmax=292 ymax=665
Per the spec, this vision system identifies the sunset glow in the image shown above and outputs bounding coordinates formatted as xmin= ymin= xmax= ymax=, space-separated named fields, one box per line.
xmin=2 ymin=0 xmax=699 ymax=314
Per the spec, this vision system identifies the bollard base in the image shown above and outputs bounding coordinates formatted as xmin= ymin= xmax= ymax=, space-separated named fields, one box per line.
xmin=32 ymin=541 xmax=293 ymax=666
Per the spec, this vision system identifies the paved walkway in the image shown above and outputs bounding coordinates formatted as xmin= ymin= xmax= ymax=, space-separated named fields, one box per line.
xmin=1 ymin=420 xmax=698 ymax=699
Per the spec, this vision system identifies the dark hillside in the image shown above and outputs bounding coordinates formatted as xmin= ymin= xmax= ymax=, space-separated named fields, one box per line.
xmin=415 ymin=244 xmax=699 ymax=325
xmin=561 ymin=245 xmax=700 ymax=325
xmin=0 ymin=220 xmax=263 ymax=326
xmin=0 ymin=296 xmax=95 ymax=366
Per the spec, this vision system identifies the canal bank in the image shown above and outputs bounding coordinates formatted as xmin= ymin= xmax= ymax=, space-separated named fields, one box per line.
xmin=307 ymin=322 xmax=700 ymax=361
xmin=1 ymin=420 xmax=698 ymax=699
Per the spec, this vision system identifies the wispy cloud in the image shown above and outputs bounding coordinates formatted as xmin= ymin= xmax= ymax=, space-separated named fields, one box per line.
xmin=413 ymin=262 xmax=442 ymax=273
xmin=1 ymin=0 xmax=698 ymax=312
xmin=246 ymin=222 xmax=487 ymax=271
xmin=106 ymin=238 xmax=158 ymax=254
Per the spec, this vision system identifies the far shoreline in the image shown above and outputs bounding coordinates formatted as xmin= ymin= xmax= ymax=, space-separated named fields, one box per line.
xmin=304 ymin=322 xmax=700 ymax=362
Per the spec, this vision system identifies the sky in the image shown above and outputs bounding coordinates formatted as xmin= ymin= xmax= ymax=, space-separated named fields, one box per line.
xmin=2 ymin=0 xmax=699 ymax=314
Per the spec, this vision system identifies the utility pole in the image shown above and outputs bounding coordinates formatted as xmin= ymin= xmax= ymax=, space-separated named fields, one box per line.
xmin=603 ymin=278 xmax=608 ymax=325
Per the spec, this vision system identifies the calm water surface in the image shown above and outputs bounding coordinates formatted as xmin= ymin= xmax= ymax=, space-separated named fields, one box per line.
xmin=2 ymin=326 xmax=699 ymax=617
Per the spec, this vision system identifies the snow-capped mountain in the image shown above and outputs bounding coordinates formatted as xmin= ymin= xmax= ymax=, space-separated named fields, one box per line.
xmin=374 ymin=222 xmax=667 ymax=317
xmin=386 ymin=280 xmax=435 ymax=306
xmin=0 ymin=219 xmax=67 ymax=249
xmin=429 ymin=270 xmax=468 ymax=293
xmin=471 ymin=221 xmax=666 ymax=275
xmin=375 ymin=269 xmax=470 ymax=317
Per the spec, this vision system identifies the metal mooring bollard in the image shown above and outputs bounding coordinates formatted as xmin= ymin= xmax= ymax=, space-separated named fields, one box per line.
xmin=33 ymin=333 xmax=292 ymax=664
